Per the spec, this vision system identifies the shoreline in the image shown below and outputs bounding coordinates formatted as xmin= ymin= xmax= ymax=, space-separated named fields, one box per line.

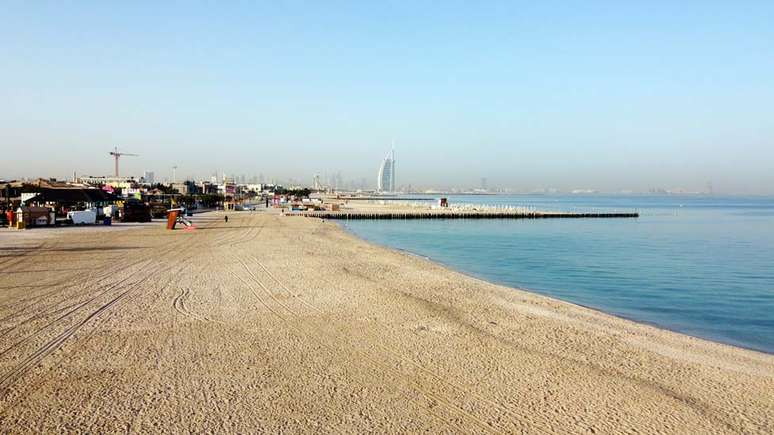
xmin=338 ymin=220 xmax=774 ymax=356
xmin=1 ymin=211 xmax=772 ymax=433
xmin=334 ymin=219 xmax=774 ymax=359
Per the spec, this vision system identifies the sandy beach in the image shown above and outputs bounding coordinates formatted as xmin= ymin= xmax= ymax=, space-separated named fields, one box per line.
xmin=0 ymin=211 xmax=772 ymax=434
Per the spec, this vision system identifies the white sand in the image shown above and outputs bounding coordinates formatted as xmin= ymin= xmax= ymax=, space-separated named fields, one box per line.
xmin=0 ymin=211 xmax=771 ymax=433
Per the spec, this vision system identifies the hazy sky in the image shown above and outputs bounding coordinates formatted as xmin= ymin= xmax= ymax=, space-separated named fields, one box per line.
xmin=2 ymin=1 xmax=773 ymax=193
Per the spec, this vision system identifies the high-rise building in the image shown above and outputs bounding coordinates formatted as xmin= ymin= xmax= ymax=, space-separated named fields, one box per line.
xmin=335 ymin=172 xmax=343 ymax=192
xmin=142 ymin=171 xmax=155 ymax=185
xmin=377 ymin=150 xmax=396 ymax=192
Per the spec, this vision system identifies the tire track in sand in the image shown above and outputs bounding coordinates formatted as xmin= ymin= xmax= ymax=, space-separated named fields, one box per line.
xmin=277 ymin=218 xmax=742 ymax=433
xmin=0 ymin=215 xmax=219 ymax=394
xmin=252 ymin=252 xmax=559 ymax=434
xmin=246 ymin=218 xmax=566 ymax=433
xmin=222 ymin=214 xmax=480 ymax=432
xmin=229 ymin=253 xmax=499 ymax=434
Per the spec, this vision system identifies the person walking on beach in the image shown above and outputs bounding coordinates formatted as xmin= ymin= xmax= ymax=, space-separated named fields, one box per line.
xmin=224 ymin=215 xmax=228 ymax=223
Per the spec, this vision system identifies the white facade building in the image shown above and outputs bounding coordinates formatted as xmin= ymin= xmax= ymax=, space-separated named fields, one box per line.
xmin=79 ymin=176 xmax=135 ymax=189
xmin=377 ymin=150 xmax=396 ymax=193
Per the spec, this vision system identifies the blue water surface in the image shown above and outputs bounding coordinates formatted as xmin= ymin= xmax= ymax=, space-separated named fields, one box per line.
xmin=342 ymin=195 xmax=774 ymax=354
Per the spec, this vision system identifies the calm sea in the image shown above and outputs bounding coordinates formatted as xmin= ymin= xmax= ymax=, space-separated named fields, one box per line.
xmin=342 ymin=195 xmax=774 ymax=354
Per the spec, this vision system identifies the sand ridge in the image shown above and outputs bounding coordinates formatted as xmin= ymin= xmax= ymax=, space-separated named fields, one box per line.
xmin=0 ymin=212 xmax=772 ymax=433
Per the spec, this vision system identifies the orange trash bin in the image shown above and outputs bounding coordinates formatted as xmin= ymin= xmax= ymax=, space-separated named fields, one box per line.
xmin=166 ymin=211 xmax=179 ymax=230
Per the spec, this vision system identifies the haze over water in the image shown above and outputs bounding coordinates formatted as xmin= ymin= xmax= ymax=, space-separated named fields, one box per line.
xmin=344 ymin=195 xmax=774 ymax=353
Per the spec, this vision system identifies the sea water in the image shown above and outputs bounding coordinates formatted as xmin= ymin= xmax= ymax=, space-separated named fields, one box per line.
xmin=342 ymin=195 xmax=774 ymax=354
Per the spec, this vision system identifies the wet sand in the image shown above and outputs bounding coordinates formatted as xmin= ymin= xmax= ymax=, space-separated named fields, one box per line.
xmin=0 ymin=212 xmax=772 ymax=433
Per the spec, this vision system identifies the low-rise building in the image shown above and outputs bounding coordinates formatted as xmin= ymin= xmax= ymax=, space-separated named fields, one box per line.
xmin=79 ymin=176 xmax=137 ymax=190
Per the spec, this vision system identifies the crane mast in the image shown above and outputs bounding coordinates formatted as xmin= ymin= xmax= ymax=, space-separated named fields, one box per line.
xmin=109 ymin=147 xmax=139 ymax=177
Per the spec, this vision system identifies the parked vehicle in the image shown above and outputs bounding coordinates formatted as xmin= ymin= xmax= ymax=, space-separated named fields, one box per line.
xmin=121 ymin=200 xmax=152 ymax=222
xmin=68 ymin=210 xmax=97 ymax=225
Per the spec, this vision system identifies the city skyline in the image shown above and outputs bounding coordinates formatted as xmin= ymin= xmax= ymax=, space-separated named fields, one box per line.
xmin=0 ymin=150 xmax=751 ymax=195
xmin=2 ymin=3 xmax=774 ymax=194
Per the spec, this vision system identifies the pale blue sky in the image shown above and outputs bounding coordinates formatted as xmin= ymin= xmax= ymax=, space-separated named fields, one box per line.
xmin=2 ymin=1 xmax=773 ymax=192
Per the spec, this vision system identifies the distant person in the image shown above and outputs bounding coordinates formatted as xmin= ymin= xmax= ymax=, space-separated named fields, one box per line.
xmin=224 ymin=215 xmax=228 ymax=223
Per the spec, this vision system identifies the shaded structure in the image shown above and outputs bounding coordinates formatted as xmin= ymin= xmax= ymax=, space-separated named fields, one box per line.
xmin=23 ymin=188 xmax=116 ymax=206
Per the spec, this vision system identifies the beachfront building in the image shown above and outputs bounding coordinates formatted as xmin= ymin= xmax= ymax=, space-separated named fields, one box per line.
xmin=377 ymin=150 xmax=396 ymax=193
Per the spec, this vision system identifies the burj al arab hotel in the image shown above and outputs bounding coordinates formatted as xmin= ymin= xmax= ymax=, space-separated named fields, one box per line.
xmin=377 ymin=150 xmax=396 ymax=193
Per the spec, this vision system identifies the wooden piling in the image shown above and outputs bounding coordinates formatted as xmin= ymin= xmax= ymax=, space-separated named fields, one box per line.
xmin=288 ymin=210 xmax=639 ymax=220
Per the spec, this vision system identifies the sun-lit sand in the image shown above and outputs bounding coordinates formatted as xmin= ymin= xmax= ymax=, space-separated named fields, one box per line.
xmin=0 ymin=211 xmax=772 ymax=433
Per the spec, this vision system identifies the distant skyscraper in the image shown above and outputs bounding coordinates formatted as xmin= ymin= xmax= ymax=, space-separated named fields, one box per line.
xmin=143 ymin=171 xmax=155 ymax=185
xmin=377 ymin=149 xmax=396 ymax=192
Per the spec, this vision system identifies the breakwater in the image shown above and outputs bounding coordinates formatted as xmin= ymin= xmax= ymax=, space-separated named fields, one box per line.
xmin=291 ymin=210 xmax=639 ymax=220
